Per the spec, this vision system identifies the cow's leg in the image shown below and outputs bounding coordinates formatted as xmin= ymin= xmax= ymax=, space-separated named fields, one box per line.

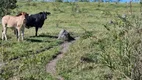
xmin=2 ymin=27 xmax=7 ymax=41
xmin=2 ymin=31 xmax=4 ymax=40
xmin=14 ymin=29 xmax=18 ymax=39
xmin=17 ymin=27 xmax=21 ymax=42
xmin=35 ymin=27 xmax=38 ymax=36
xmin=21 ymin=27 xmax=24 ymax=41
xmin=2 ymin=24 xmax=7 ymax=41
xmin=2 ymin=28 xmax=7 ymax=41
xmin=2 ymin=27 xmax=4 ymax=40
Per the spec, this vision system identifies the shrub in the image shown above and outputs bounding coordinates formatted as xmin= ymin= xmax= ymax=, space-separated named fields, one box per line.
xmin=0 ymin=0 xmax=17 ymax=16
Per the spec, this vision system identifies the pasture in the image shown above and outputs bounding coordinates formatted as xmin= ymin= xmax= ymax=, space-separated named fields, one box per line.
xmin=0 ymin=1 xmax=142 ymax=80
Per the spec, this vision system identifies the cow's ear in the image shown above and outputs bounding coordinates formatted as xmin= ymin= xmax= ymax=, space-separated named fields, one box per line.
xmin=39 ymin=12 xmax=43 ymax=14
xmin=21 ymin=12 xmax=26 ymax=15
xmin=46 ymin=12 xmax=51 ymax=15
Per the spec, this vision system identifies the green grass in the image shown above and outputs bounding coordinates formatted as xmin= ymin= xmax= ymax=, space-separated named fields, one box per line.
xmin=0 ymin=33 xmax=61 ymax=79
xmin=0 ymin=1 xmax=142 ymax=80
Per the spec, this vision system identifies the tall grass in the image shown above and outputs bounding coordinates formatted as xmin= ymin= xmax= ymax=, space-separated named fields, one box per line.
xmin=101 ymin=13 xmax=142 ymax=79
xmin=0 ymin=2 xmax=141 ymax=80
xmin=57 ymin=4 xmax=142 ymax=80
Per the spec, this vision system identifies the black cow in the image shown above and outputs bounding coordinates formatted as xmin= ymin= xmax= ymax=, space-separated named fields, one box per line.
xmin=25 ymin=11 xmax=51 ymax=36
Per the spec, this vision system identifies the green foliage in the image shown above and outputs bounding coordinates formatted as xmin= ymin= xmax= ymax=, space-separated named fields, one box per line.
xmin=57 ymin=3 xmax=142 ymax=80
xmin=0 ymin=0 xmax=17 ymax=16
xmin=81 ymin=31 xmax=93 ymax=39
xmin=71 ymin=3 xmax=81 ymax=13
xmin=0 ymin=2 xmax=142 ymax=80
xmin=52 ymin=3 xmax=64 ymax=12
xmin=0 ymin=34 xmax=61 ymax=79
xmin=55 ymin=0 xmax=63 ymax=2
xmin=79 ymin=0 xmax=89 ymax=2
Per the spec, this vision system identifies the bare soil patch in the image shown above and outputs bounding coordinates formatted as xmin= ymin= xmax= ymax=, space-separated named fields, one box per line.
xmin=46 ymin=41 xmax=75 ymax=80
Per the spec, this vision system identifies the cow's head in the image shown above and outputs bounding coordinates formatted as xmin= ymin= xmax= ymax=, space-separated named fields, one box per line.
xmin=40 ymin=11 xmax=51 ymax=20
xmin=16 ymin=12 xmax=29 ymax=17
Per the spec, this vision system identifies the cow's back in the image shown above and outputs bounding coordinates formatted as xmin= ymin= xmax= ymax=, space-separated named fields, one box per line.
xmin=26 ymin=13 xmax=46 ymax=28
xmin=26 ymin=15 xmax=36 ymax=27
xmin=2 ymin=15 xmax=19 ymax=27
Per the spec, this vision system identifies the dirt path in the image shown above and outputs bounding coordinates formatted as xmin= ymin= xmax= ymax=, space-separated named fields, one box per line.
xmin=46 ymin=41 xmax=74 ymax=80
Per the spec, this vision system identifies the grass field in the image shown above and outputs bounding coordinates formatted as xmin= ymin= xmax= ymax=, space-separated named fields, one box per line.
xmin=0 ymin=1 xmax=142 ymax=80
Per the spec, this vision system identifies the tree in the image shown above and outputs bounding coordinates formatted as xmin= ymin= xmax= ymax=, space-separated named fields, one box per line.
xmin=0 ymin=0 xmax=17 ymax=17
xmin=55 ymin=0 xmax=63 ymax=2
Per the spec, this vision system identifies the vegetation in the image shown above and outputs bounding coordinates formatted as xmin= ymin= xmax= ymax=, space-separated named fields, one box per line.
xmin=56 ymin=2 xmax=142 ymax=80
xmin=0 ymin=1 xmax=142 ymax=80
xmin=0 ymin=0 xmax=17 ymax=16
